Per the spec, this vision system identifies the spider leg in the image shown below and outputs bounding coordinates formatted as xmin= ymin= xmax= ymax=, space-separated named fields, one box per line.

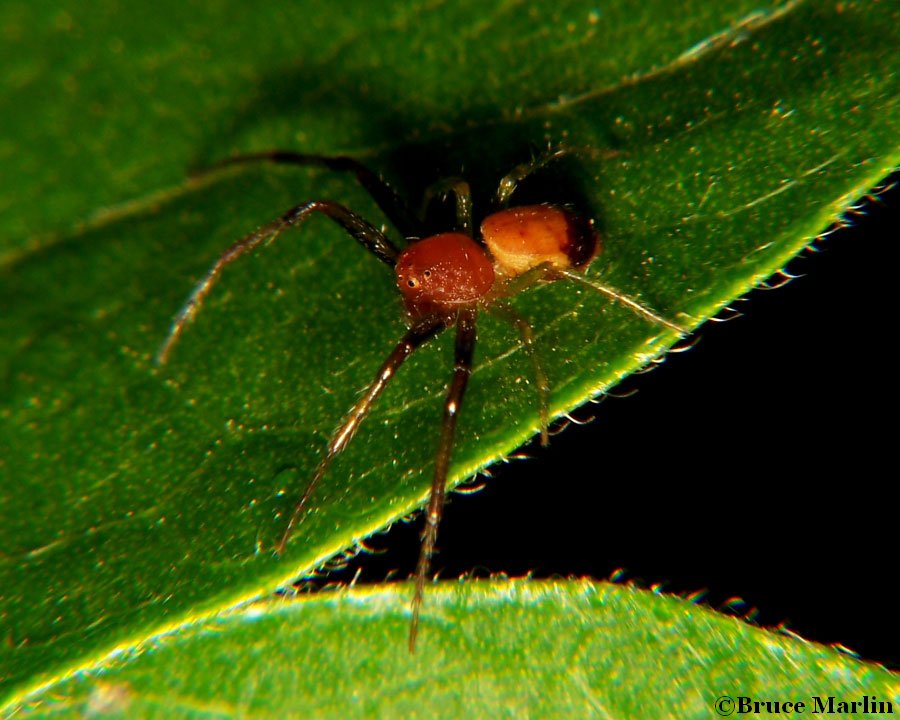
xmin=558 ymin=269 xmax=688 ymax=335
xmin=409 ymin=306 xmax=478 ymax=652
xmin=419 ymin=177 xmax=473 ymax=235
xmin=499 ymin=261 xmax=687 ymax=336
xmin=194 ymin=151 xmax=424 ymax=240
xmin=495 ymin=147 xmax=571 ymax=208
xmin=489 ymin=301 xmax=550 ymax=446
xmin=275 ymin=314 xmax=446 ymax=556
xmin=157 ymin=200 xmax=400 ymax=364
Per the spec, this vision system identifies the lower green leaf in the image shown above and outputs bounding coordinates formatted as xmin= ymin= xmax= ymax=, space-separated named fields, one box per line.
xmin=7 ymin=581 xmax=897 ymax=719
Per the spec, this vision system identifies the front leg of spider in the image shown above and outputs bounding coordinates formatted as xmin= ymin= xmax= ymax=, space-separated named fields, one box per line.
xmin=274 ymin=315 xmax=445 ymax=556
xmin=409 ymin=306 xmax=477 ymax=652
xmin=156 ymin=199 xmax=400 ymax=365
xmin=193 ymin=150 xmax=425 ymax=239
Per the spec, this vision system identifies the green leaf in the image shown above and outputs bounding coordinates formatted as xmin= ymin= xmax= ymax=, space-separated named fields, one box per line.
xmin=7 ymin=582 xmax=900 ymax=719
xmin=2 ymin=0 xmax=898 ymax=710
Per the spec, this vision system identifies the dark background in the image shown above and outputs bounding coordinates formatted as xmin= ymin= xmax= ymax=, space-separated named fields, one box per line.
xmin=324 ymin=175 xmax=899 ymax=668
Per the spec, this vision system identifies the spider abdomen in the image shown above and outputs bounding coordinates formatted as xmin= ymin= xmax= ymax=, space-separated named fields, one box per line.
xmin=481 ymin=204 xmax=599 ymax=277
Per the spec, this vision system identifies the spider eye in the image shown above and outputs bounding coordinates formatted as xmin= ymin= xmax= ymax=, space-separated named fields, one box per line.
xmin=423 ymin=270 xmax=432 ymax=279
xmin=407 ymin=278 xmax=418 ymax=288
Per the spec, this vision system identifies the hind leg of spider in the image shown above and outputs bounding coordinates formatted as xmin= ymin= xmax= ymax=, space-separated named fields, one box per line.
xmin=156 ymin=200 xmax=400 ymax=364
xmin=276 ymin=314 xmax=446 ymax=555
xmin=419 ymin=177 xmax=473 ymax=235
xmin=192 ymin=151 xmax=423 ymax=240
xmin=489 ymin=300 xmax=551 ymax=446
xmin=557 ymin=269 xmax=688 ymax=336
xmin=409 ymin=306 xmax=478 ymax=652
xmin=500 ymin=261 xmax=686 ymax=337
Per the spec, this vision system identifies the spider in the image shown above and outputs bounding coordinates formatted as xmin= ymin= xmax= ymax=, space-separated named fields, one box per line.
xmin=157 ymin=147 xmax=687 ymax=651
